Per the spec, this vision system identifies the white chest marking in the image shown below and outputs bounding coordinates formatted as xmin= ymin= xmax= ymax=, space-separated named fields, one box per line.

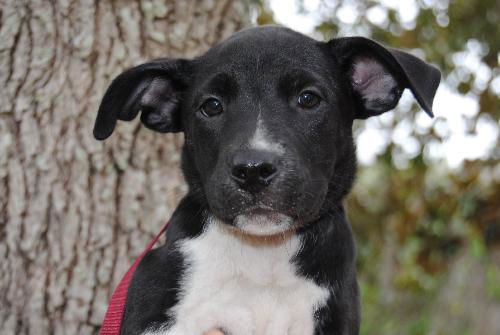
xmin=157 ymin=220 xmax=330 ymax=335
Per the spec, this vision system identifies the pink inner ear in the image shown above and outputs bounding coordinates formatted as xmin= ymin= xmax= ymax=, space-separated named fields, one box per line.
xmin=351 ymin=56 xmax=398 ymax=99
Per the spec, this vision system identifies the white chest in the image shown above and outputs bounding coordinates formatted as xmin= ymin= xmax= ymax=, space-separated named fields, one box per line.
xmin=158 ymin=221 xmax=330 ymax=335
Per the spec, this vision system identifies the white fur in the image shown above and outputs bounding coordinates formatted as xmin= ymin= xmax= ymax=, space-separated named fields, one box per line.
xmin=249 ymin=116 xmax=285 ymax=154
xmin=234 ymin=212 xmax=294 ymax=236
xmin=149 ymin=217 xmax=330 ymax=335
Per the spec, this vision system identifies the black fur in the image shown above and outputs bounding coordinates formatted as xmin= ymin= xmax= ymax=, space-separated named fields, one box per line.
xmin=121 ymin=196 xmax=206 ymax=334
xmin=95 ymin=26 xmax=440 ymax=335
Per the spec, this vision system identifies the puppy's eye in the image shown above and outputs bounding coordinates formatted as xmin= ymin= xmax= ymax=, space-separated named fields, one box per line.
xmin=200 ymin=98 xmax=223 ymax=117
xmin=297 ymin=91 xmax=321 ymax=109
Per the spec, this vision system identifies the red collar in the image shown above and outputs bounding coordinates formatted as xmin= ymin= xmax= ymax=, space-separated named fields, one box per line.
xmin=99 ymin=221 xmax=170 ymax=335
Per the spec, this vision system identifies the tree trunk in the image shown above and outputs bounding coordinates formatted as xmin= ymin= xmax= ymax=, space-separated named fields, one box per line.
xmin=0 ymin=1 xmax=248 ymax=333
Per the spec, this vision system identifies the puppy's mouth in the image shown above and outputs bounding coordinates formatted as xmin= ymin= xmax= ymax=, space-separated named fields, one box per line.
xmin=232 ymin=208 xmax=297 ymax=237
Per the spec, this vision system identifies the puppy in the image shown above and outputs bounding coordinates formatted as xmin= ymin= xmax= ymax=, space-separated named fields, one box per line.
xmin=94 ymin=26 xmax=440 ymax=335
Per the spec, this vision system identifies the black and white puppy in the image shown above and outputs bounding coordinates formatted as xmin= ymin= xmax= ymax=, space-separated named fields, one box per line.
xmin=94 ymin=26 xmax=440 ymax=335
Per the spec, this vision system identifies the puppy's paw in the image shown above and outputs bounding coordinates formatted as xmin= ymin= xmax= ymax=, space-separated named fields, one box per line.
xmin=203 ymin=329 xmax=226 ymax=335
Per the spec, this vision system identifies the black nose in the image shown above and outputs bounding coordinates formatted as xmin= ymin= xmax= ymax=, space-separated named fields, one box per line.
xmin=231 ymin=151 xmax=278 ymax=193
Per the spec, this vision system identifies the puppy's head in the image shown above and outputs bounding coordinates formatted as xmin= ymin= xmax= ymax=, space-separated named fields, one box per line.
xmin=94 ymin=26 xmax=440 ymax=236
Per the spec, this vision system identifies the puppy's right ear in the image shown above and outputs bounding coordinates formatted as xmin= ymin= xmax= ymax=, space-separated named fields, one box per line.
xmin=93 ymin=59 xmax=189 ymax=140
xmin=330 ymin=37 xmax=440 ymax=119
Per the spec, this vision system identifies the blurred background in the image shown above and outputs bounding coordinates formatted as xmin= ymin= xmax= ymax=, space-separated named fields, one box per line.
xmin=251 ymin=0 xmax=500 ymax=334
xmin=0 ymin=0 xmax=498 ymax=334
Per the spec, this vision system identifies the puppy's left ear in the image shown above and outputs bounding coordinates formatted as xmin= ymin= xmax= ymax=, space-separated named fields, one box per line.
xmin=330 ymin=37 xmax=440 ymax=119
xmin=93 ymin=58 xmax=190 ymax=140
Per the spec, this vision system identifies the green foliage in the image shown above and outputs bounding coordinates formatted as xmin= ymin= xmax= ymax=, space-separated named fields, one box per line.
xmin=252 ymin=0 xmax=500 ymax=333
xmin=335 ymin=1 xmax=499 ymax=333
xmin=251 ymin=0 xmax=276 ymax=25
xmin=486 ymin=263 xmax=500 ymax=301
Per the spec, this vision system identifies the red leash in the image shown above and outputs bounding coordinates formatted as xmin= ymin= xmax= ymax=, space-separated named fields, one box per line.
xmin=99 ymin=221 xmax=170 ymax=335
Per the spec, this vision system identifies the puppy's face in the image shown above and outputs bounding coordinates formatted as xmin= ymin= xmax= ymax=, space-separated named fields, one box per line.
xmin=184 ymin=29 xmax=347 ymax=232
xmin=94 ymin=26 xmax=440 ymax=236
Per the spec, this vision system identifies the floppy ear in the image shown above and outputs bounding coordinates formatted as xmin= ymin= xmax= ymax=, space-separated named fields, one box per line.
xmin=330 ymin=37 xmax=440 ymax=119
xmin=93 ymin=58 xmax=189 ymax=140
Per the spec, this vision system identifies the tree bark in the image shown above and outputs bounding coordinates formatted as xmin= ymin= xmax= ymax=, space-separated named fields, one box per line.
xmin=0 ymin=1 xmax=248 ymax=333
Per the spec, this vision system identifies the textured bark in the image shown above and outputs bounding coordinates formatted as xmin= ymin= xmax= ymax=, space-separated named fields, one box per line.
xmin=0 ymin=1 xmax=248 ymax=333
